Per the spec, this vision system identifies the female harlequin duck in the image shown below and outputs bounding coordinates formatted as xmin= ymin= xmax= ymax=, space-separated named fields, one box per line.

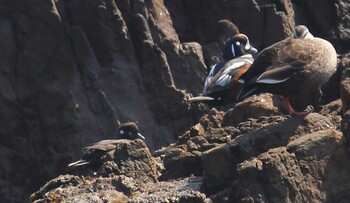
xmin=68 ymin=122 xmax=145 ymax=169
xmin=237 ymin=25 xmax=337 ymax=115
xmin=189 ymin=34 xmax=258 ymax=106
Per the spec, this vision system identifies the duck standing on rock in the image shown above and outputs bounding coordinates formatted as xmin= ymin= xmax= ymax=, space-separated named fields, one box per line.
xmin=189 ymin=34 xmax=258 ymax=106
xmin=237 ymin=25 xmax=337 ymax=115
xmin=68 ymin=122 xmax=145 ymax=170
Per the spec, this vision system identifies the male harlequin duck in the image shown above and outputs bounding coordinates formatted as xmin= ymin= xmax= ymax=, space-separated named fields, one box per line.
xmin=189 ymin=34 xmax=258 ymax=106
xmin=222 ymin=33 xmax=258 ymax=60
xmin=68 ymin=122 xmax=145 ymax=169
xmin=237 ymin=25 xmax=337 ymax=115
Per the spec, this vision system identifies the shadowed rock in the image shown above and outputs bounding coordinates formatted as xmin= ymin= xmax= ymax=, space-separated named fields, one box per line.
xmin=1 ymin=1 xmax=350 ymax=202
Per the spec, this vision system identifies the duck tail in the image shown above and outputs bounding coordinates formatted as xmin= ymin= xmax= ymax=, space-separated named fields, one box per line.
xmin=187 ymin=96 xmax=215 ymax=102
xmin=68 ymin=159 xmax=90 ymax=168
xmin=236 ymin=86 xmax=257 ymax=101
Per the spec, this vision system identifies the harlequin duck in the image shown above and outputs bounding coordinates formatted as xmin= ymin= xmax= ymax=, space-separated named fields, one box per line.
xmin=222 ymin=33 xmax=258 ymax=60
xmin=68 ymin=122 xmax=145 ymax=169
xmin=237 ymin=25 xmax=337 ymax=115
xmin=189 ymin=34 xmax=258 ymax=106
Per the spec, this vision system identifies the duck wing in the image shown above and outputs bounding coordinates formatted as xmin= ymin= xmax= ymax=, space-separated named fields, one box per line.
xmin=203 ymin=56 xmax=253 ymax=95
xmin=84 ymin=139 xmax=120 ymax=151
xmin=237 ymin=38 xmax=317 ymax=100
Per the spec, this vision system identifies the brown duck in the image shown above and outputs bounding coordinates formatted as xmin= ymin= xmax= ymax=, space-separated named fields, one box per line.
xmin=68 ymin=122 xmax=145 ymax=169
xmin=237 ymin=25 xmax=337 ymax=115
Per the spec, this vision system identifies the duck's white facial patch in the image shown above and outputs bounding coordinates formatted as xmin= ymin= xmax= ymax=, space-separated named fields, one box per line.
xmin=236 ymin=41 xmax=240 ymax=46
xmin=245 ymin=36 xmax=251 ymax=50
xmin=119 ymin=130 xmax=124 ymax=135
xmin=231 ymin=44 xmax=236 ymax=57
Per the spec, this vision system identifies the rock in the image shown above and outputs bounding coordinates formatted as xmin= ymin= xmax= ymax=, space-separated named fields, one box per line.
xmin=215 ymin=19 xmax=240 ymax=46
xmin=69 ymin=139 xmax=159 ymax=184
xmin=158 ymin=147 xmax=202 ymax=180
xmin=30 ymin=175 xmax=130 ymax=203
xmin=30 ymin=175 xmax=212 ymax=203
xmin=341 ymin=68 xmax=350 ymax=150
xmin=128 ymin=177 xmax=211 ymax=203
xmin=201 ymin=144 xmax=233 ymax=192
xmin=319 ymin=99 xmax=342 ymax=127
xmin=31 ymin=139 xmax=160 ymax=202
xmin=1 ymin=0 xmax=350 ymax=202
xmin=202 ymin=113 xmax=336 ymax=193
xmin=221 ymin=94 xmax=283 ymax=127
xmin=231 ymin=130 xmax=349 ymax=203
xmin=199 ymin=108 xmax=225 ymax=130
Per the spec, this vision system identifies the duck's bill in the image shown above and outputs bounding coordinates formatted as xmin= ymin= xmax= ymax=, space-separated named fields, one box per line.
xmin=248 ymin=47 xmax=258 ymax=54
xmin=138 ymin=133 xmax=146 ymax=140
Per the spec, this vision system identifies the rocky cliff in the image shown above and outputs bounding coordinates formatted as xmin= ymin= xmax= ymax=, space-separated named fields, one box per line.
xmin=1 ymin=0 xmax=350 ymax=202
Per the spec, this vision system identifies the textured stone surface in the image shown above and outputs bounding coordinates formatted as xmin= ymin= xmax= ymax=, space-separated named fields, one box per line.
xmin=231 ymin=130 xmax=349 ymax=203
xmin=1 ymin=0 xmax=350 ymax=202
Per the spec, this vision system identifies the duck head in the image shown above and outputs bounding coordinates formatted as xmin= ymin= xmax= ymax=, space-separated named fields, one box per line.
xmin=223 ymin=34 xmax=258 ymax=60
xmin=291 ymin=25 xmax=314 ymax=39
xmin=117 ymin=122 xmax=145 ymax=140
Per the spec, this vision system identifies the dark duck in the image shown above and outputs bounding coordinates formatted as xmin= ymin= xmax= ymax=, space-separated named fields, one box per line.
xmin=68 ymin=122 xmax=145 ymax=169
xmin=190 ymin=34 xmax=258 ymax=106
xmin=237 ymin=25 xmax=337 ymax=115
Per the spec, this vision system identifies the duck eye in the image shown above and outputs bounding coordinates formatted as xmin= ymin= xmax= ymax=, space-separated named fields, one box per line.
xmin=119 ymin=130 xmax=124 ymax=134
xmin=236 ymin=41 xmax=241 ymax=46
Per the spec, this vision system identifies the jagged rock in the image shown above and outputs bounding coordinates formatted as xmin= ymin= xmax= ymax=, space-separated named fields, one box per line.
xmin=199 ymin=108 xmax=225 ymax=130
xmin=202 ymin=113 xmax=337 ymax=193
xmin=231 ymin=130 xmax=349 ymax=203
xmin=128 ymin=177 xmax=211 ymax=203
xmin=31 ymin=175 xmax=211 ymax=203
xmin=235 ymin=115 xmax=288 ymax=135
xmin=157 ymin=147 xmax=202 ymax=180
xmin=319 ymin=99 xmax=342 ymax=127
xmin=1 ymin=0 xmax=207 ymax=201
xmin=69 ymin=139 xmax=159 ymax=183
xmin=341 ymin=67 xmax=350 ymax=150
xmin=31 ymin=139 xmax=160 ymax=202
xmin=222 ymin=94 xmax=283 ymax=127
xmin=30 ymin=175 xmax=130 ymax=203
xmin=201 ymin=144 xmax=232 ymax=192
xmin=1 ymin=0 xmax=350 ymax=202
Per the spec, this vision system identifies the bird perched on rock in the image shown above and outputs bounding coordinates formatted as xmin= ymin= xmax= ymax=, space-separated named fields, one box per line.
xmin=189 ymin=34 xmax=258 ymax=106
xmin=237 ymin=25 xmax=337 ymax=115
xmin=68 ymin=122 xmax=145 ymax=169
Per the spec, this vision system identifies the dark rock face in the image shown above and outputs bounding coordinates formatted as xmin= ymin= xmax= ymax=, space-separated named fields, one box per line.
xmin=0 ymin=0 xmax=206 ymax=201
xmin=233 ymin=130 xmax=347 ymax=203
xmin=1 ymin=0 xmax=350 ymax=202
xmin=341 ymin=67 xmax=350 ymax=150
